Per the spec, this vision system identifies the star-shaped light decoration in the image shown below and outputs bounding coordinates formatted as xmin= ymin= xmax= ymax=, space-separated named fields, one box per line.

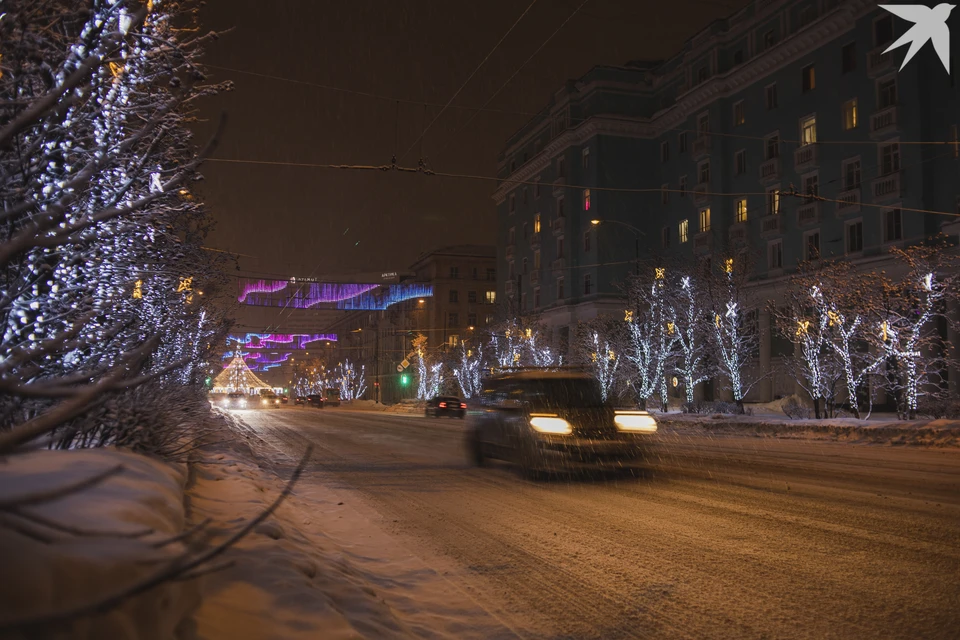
xmin=655 ymin=267 xmax=665 ymax=280
xmin=666 ymin=322 xmax=675 ymax=335
xmin=177 ymin=276 xmax=193 ymax=293
xmin=796 ymin=320 xmax=810 ymax=336
xmin=922 ymin=272 xmax=933 ymax=292
xmin=724 ymin=258 xmax=734 ymax=274
xmin=726 ymin=301 xmax=738 ymax=318
xmin=624 ymin=310 xmax=633 ymax=323
xmin=680 ymin=276 xmax=691 ymax=290
xmin=827 ymin=310 xmax=840 ymax=326
xmin=133 ymin=279 xmax=143 ymax=299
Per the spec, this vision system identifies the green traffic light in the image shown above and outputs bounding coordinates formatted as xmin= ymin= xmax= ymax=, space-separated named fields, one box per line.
xmin=400 ymin=374 xmax=409 ymax=386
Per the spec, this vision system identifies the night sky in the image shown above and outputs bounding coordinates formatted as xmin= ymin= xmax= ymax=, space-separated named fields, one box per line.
xmin=194 ymin=0 xmax=738 ymax=280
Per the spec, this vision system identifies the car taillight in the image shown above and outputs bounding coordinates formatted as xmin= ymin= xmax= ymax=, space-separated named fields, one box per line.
xmin=439 ymin=402 xmax=447 ymax=408
xmin=460 ymin=403 xmax=466 ymax=408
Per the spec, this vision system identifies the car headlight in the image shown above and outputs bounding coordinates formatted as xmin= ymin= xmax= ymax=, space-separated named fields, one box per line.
xmin=262 ymin=399 xmax=269 ymax=405
xmin=529 ymin=414 xmax=572 ymax=435
xmin=614 ymin=411 xmax=658 ymax=433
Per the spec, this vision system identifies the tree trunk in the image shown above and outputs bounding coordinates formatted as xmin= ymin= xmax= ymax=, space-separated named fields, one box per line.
xmin=813 ymin=397 xmax=821 ymax=420
xmin=735 ymin=398 xmax=744 ymax=414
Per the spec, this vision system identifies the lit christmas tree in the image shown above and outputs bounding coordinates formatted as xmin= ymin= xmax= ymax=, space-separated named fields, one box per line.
xmin=669 ymin=275 xmax=712 ymax=405
xmin=453 ymin=342 xmax=484 ymax=398
xmin=213 ymin=356 xmax=273 ymax=394
xmin=623 ymin=268 xmax=677 ymax=411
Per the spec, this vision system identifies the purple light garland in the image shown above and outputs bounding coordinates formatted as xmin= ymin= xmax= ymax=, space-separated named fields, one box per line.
xmin=229 ymin=333 xmax=338 ymax=350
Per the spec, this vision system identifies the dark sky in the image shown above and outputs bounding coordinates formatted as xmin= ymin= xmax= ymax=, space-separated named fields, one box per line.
xmin=194 ymin=0 xmax=739 ymax=280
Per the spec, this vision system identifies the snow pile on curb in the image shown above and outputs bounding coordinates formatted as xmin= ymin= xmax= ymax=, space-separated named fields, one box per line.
xmin=335 ymin=399 xmax=389 ymax=412
xmin=0 ymin=448 xmax=199 ymax=638
xmin=335 ymin=399 xmax=424 ymax=415
xmin=657 ymin=412 xmax=960 ymax=446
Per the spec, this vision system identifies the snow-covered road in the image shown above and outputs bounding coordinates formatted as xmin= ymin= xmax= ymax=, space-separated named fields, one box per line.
xmin=230 ymin=407 xmax=960 ymax=640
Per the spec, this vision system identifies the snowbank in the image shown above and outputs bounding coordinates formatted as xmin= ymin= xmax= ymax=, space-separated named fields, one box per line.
xmin=333 ymin=399 xmax=424 ymax=415
xmin=0 ymin=448 xmax=200 ymax=639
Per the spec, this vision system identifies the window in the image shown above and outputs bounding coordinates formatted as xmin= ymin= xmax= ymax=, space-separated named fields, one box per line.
xmin=557 ymin=236 xmax=564 ymax=258
xmin=846 ymin=220 xmax=863 ymax=254
xmin=733 ymin=101 xmax=745 ymax=126
xmin=842 ymin=99 xmax=858 ymax=130
xmin=448 ymin=312 xmax=459 ymax=326
xmin=583 ymin=189 xmax=591 ymax=211
xmin=661 ymin=183 xmax=669 ymax=204
xmin=468 ymin=313 xmax=477 ymax=326
xmin=468 ymin=290 xmax=477 ymax=303
xmin=679 ymin=132 xmax=688 ymax=153
xmin=583 ymin=230 xmax=591 ymax=252
xmin=449 ymin=289 xmax=459 ymax=303
xmin=698 ymin=160 xmax=710 ymax=185
xmin=802 ymin=64 xmax=816 ymax=92
xmin=534 ymin=250 xmax=541 ymax=270
xmin=508 ymin=227 xmax=515 ymax=245
xmin=884 ymin=208 xmax=903 ymax=242
xmin=533 ymin=213 xmax=541 ymax=233
xmin=765 ymin=83 xmax=778 ymax=109
xmin=878 ymin=78 xmax=897 ymax=108
xmin=534 ymin=178 xmax=541 ymax=199
xmin=448 ymin=334 xmax=459 ymax=347
xmin=735 ymin=149 xmax=746 ymax=175
xmin=843 ymin=158 xmax=861 ymax=189
xmin=799 ymin=6 xmax=816 ymax=27
xmin=699 ymin=207 xmax=711 ymax=232
xmin=450 ymin=266 xmax=459 ymax=279
xmin=557 ymin=277 xmax=565 ymax=300
xmin=697 ymin=67 xmax=708 ymax=83
xmin=733 ymin=49 xmax=743 ymax=65
xmin=523 ymin=222 xmax=528 ymax=240
xmin=534 ymin=139 xmax=541 ymax=154
xmin=875 ymin=15 xmax=893 ymax=46
xmin=523 ymin=153 xmax=528 ymax=164
xmin=805 ymin=231 xmax=821 ymax=260
xmin=522 ymin=187 xmax=528 ymax=205
xmin=661 ymin=141 xmax=670 ymax=162
xmin=485 ymin=290 xmax=496 ymax=304
xmin=510 ymin=161 xmax=516 ymax=173
xmin=582 ymin=147 xmax=590 ymax=169
xmin=509 ymin=194 xmax=515 ymax=214
xmin=486 ymin=268 xmax=496 ymax=281
xmin=697 ymin=113 xmax=709 ymax=136
xmin=520 ymin=293 xmax=526 ymax=311
xmin=557 ymin=156 xmax=566 ymax=178
xmin=764 ymin=30 xmax=776 ymax=49
xmin=557 ymin=197 xmax=565 ymax=218
xmin=880 ymin=142 xmax=901 ymax=175
xmin=522 ymin=258 xmax=528 ymax=274
xmin=509 ymin=260 xmax=515 ymax=279
xmin=768 ymin=240 xmax=783 ymax=269
xmin=804 ymin=173 xmax=819 ymax=201
xmin=766 ymin=187 xmax=781 ymax=215
xmin=800 ymin=115 xmax=817 ymax=145
xmin=533 ymin=288 xmax=540 ymax=309
xmin=679 ymin=219 xmax=689 ymax=243
xmin=662 ymin=226 xmax=671 ymax=248
xmin=485 ymin=314 xmax=494 ymax=325
xmin=472 ymin=267 xmax=479 ymax=279
xmin=679 ymin=176 xmax=687 ymax=196
xmin=765 ymin=134 xmax=780 ymax=159
xmin=842 ymin=43 xmax=856 ymax=73
xmin=584 ymin=274 xmax=592 ymax=295
xmin=736 ymin=198 xmax=748 ymax=222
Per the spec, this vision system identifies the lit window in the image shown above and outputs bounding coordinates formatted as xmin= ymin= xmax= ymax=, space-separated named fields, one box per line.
xmin=533 ymin=213 xmax=541 ymax=233
xmin=800 ymin=115 xmax=817 ymax=145
xmin=736 ymin=198 xmax=748 ymax=222
xmin=583 ymin=189 xmax=591 ymax=211
xmin=842 ymin=99 xmax=858 ymax=130
xmin=485 ymin=291 xmax=496 ymax=304
xmin=679 ymin=219 xmax=689 ymax=243
xmin=767 ymin=188 xmax=781 ymax=215
xmin=699 ymin=208 xmax=711 ymax=232
xmin=448 ymin=334 xmax=459 ymax=347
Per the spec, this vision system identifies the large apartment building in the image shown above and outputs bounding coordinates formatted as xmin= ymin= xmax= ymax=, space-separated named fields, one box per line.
xmin=493 ymin=0 xmax=960 ymax=401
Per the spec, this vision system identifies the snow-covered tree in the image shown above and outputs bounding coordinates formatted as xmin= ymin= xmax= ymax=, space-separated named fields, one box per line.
xmin=524 ymin=322 xmax=558 ymax=367
xmin=488 ymin=319 xmax=524 ymax=368
xmin=336 ymin=359 xmax=366 ymax=401
xmin=623 ymin=267 xmax=677 ymax=410
xmin=412 ymin=334 xmax=444 ymax=400
xmin=669 ymin=274 xmax=712 ymax=404
xmin=453 ymin=342 xmax=484 ymax=398
xmin=291 ymin=358 xmax=329 ymax=397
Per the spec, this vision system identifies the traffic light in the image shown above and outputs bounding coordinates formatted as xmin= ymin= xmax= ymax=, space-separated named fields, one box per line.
xmin=400 ymin=374 xmax=409 ymax=386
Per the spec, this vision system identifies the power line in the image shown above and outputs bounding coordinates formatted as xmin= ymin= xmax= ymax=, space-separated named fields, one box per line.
xmin=434 ymin=0 xmax=592 ymax=162
xmin=397 ymin=0 xmax=541 ymax=164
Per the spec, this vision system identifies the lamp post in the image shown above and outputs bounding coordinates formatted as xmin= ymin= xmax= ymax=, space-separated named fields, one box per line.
xmin=590 ymin=219 xmax=645 ymax=276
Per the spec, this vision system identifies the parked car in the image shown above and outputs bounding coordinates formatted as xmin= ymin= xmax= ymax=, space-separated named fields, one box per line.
xmin=306 ymin=394 xmax=325 ymax=408
xmin=323 ymin=388 xmax=341 ymax=407
xmin=464 ymin=370 xmax=658 ymax=476
xmin=259 ymin=392 xmax=281 ymax=408
xmin=425 ymin=395 xmax=467 ymax=419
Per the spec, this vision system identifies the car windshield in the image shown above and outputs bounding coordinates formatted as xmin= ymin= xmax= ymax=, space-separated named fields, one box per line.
xmin=521 ymin=379 xmax=606 ymax=410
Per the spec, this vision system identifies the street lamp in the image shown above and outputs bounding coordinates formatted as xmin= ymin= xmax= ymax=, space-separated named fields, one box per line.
xmin=590 ymin=219 xmax=645 ymax=276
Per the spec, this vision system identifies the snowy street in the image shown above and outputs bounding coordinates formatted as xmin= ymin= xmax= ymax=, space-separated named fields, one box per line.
xmin=227 ymin=407 xmax=960 ymax=640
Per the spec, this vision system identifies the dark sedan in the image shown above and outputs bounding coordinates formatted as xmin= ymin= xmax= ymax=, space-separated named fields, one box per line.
xmin=425 ymin=395 xmax=467 ymax=419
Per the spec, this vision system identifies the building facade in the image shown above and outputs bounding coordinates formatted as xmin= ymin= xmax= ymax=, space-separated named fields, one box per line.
xmin=325 ymin=245 xmax=497 ymax=403
xmin=493 ymin=0 xmax=960 ymax=401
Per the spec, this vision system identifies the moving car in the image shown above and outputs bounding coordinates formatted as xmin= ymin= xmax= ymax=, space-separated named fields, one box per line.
xmin=223 ymin=392 xmax=248 ymax=409
xmin=306 ymin=394 xmax=325 ymax=408
xmin=425 ymin=395 xmax=467 ymax=419
xmin=294 ymin=397 xmax=305 ymax=406
xmin=323 ymin=388 xmax=341 ymax=407
xmin=464 ymin=369 xmax=658 ymax=476
xmin=279 ymin=395 xmax=290 ymax=404
xmin=260 ymin=392 xmax=281 ymax=408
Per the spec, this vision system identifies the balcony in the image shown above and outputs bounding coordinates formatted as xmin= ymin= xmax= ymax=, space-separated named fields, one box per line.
xmin=551 ymin=258 xmax=566 ymax=275
xmin=759 ymin=157 xmax=780 ymax=182
xmin=793 ymin=143 xmax=819 ymax=172
xmin=796 ymin=201 xmax=820 ymax=226
xmin=760 ymin=214 xmax=781 ymax=235
xmin=504 ymin=280 xmax=515 ymax=295
xmin=693 ymin=232 xmax=712 ymax=253
xmin=728 ymin=223 xmax=748 ymax=245
xmin=872 ymin=171 xmax=902 ymax=200
xmin=693 ymin=183 xmax=710 ymax=203
xmin=529 ymin=231 xmax=541 ymax=249
xmin=836 ymin=188 xmax=860 ymax=215
xmin=505 ymin=244 xmax=515 ymax=261
xmin=552 ymin=177 xmax=566 ymax=196
xmin=529 ymin=269 xmax=540 ymax=286
xmin=692 ymin=135 xmax=711 ymax=158
xmin=867 ymin=46 xmax=894 ymax=77
xmin=552 ymin=216 xmax=565 ymax=235
xmin=870 ymin=105 xmax=898 ymax=137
